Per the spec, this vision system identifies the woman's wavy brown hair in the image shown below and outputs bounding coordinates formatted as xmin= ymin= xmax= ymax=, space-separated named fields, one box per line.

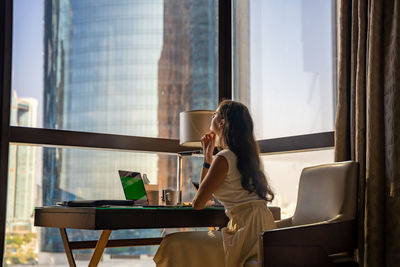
xmin=218 ymin=100 xmax=274 ymax=202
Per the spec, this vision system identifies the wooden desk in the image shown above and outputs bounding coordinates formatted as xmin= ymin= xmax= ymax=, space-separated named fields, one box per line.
xmin=34 ymin=205 xmax=280 ymax=267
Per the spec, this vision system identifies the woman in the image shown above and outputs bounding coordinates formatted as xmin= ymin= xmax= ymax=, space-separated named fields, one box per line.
xmin=154 ymin=100 xmax=276 ymax=267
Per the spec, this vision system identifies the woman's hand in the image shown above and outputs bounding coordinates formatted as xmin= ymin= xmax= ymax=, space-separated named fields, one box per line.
xmin=201 ymin=131 xmax=216 ymax=163
xmin=205 ymin=199 xmax=215 ymax=207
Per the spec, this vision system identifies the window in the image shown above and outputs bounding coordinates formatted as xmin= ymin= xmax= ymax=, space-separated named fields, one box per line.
xmin=6 ymin=0 xmax=219 ymax=265
xmin=233 ymin=0 xmax=336 ymax=139
xmin=233 ymin=0 xmax=336 ymax=217
xmin=1 ymin=0 xmax=337 ymax=266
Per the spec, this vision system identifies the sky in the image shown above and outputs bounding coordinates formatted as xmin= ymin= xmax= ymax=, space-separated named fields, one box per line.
xmin=12 ymin=0 xmax=44 ymax=127
xmin=248 ymin=0 xmax=334 ymax=139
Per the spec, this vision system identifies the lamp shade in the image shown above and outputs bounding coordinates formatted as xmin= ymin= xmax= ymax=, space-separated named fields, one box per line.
xmin=179 ymin=110 xmax=214 ymax=147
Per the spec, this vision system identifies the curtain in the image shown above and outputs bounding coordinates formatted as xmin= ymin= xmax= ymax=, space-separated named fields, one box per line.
xmin=335 ymin=0 xmax=400 ymax=266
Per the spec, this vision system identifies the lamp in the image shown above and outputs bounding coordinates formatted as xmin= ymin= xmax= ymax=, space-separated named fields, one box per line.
xmin=179 ymin=110 xmax=214 ymax=147
xmin=177 ymin=110 xmax=214 ymax=203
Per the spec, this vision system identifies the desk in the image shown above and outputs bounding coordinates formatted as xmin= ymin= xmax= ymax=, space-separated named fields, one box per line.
xmin=34 ymin=206 xmax=280 ymax=267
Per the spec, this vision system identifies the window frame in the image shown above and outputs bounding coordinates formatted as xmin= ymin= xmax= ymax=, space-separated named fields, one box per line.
xmin=0 ymin=0 xmax=335 ymax=264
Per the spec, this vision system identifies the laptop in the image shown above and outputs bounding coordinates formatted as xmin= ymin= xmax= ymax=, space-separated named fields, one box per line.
xmin=57 ymin=170 xmax=148 ymax=207
xmin=118 ymin=170 xmax=149 ymax=205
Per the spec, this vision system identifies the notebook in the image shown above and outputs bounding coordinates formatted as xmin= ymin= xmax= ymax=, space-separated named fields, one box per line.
xmin=56 ymin=171 xmax=149 ymax=207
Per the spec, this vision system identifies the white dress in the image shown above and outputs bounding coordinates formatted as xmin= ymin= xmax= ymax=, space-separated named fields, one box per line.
xmin=153 ymin=149 xmax=276 ymax=267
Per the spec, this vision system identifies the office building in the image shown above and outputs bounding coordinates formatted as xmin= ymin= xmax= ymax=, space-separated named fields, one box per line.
xmin=7 ymin=91 xmax=38 ymax=233
xmin=42 ymin=0 xmax=162 ymax=253
xmin=157 ymin=0 xmax=218 ymax=194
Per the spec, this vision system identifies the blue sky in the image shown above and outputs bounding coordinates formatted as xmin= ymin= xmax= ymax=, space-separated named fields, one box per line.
xmin=12 ymin=0 xmax=44 ymax=127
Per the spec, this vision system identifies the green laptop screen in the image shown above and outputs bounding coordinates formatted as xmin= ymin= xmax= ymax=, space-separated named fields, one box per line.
xmin=119 ymin=171 xmax=147 ymax=201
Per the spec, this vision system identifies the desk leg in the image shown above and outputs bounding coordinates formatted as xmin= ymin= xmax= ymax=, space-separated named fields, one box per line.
xmin=88 ymin=230 xmax=112 ymax=267
xmin=59 ymin=228 xmax=76 ymax=267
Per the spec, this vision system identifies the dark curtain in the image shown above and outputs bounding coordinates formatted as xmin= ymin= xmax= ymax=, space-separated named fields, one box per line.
xmin=335 ymin=0 xmax=400 ymax=266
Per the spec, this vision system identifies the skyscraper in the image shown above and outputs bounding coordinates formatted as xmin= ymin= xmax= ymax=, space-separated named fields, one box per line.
xmin=157 ymin=0 xmax=218 ymax=192
xmin=7 ymin=91 xmax=38 ymax=233
xmin=42 ymin=0 xmax=162 ymax=253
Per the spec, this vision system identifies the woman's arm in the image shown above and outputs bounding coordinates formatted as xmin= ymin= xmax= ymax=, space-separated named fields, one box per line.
xmin=192 ymin=155 xmax=228 ymax=210
xmin=199 ymin=161 xmax=209 ymax=183
xmin=199 ymin=131 xmax=215 ymax=183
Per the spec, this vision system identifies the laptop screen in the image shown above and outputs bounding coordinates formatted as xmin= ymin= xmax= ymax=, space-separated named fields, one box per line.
xmin=118 ymin=170 xmax=148 ymax=205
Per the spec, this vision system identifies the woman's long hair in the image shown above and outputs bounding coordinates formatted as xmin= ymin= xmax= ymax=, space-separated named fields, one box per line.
xmin=218 ymin=100 xmax=274 ymax=202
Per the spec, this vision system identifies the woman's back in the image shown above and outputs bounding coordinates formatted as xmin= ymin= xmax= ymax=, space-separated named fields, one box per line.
xmin=213 ymin=149 xmax=261 ymax=210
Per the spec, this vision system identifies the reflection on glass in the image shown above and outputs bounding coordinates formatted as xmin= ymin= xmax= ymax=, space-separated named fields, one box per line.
xmin=262 ymin=149 xmax=334 ymax=219
xmin=233 ymin=0 xmax=335 ymax=139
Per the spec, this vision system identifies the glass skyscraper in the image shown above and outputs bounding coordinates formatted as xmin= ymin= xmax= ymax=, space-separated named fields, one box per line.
xmin=157 ymin=0 xmax=218 ymax=192
xmin=42 ymin=0 xmax=218 ymax=256
xmin=43 ymin=0 xmax=161 ymax=202
xmin=42 ymin=0 xmax=162 ymax=253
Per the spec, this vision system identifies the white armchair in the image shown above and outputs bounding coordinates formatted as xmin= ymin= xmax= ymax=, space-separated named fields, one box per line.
xmin=259 ymin=161 xmax=359 ymax=267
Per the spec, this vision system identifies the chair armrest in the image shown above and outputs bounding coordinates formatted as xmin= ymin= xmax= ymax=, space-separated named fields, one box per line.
xmin=262 ymin=219 xmax=356 ymax=253
xmin=275 ymin=214 xmax=344 ymax=228
xmin=259 ymin=220 xmax=356 ymax=267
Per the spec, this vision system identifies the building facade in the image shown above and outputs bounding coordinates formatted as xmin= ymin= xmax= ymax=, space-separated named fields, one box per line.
xmin=42 ymin=0 xmax=162 ymax=253
xmin=7 ymin=91 xmax=38 ymax=233
xmin=157 ymin=0 xmax=218 ymax=195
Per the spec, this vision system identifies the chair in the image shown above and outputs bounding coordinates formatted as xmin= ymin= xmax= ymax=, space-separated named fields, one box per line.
xmin=259 ymin=161 xmax=359 ymax=267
